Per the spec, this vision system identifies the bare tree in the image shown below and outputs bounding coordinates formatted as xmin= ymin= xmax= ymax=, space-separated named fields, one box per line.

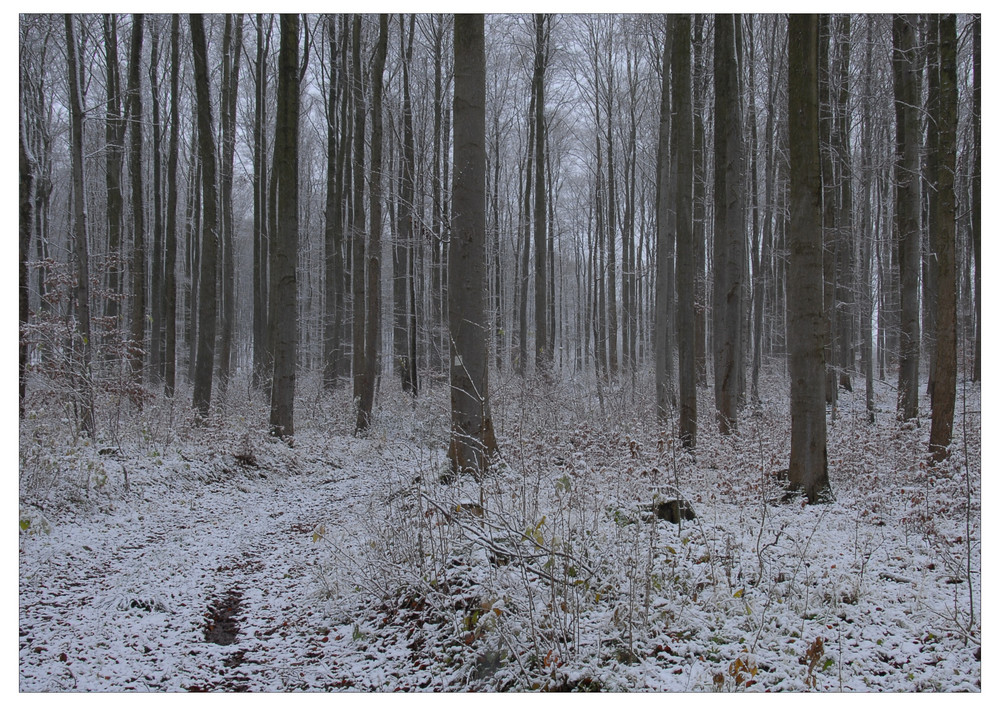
xmin=189 ymin=13 xmax=219 ymax=419
xmin=929 ymin=14 xmax=958 ymax=462
xmin=19 ymin=100 xmax=35 ymax=418
xmin=269 ymin=13 xmax=301 ymax=440
xmin=163 ymin=14 xmax=180 ymax=397
xmin=356 ymin=14 xmax=388 ymax=434
xmin=893 ymin=14 xmax=922 ymax=421
xmin=448 ymin=13 xmax=499 ymax=478
xmin=786 ymin=13 xmax=832 ymax=504
xmin=127 ymin=14 xmax=147 ymax=381
xmin=673 ymin=15 xmax=696 ymax=447
xmin=64 ymin=14 xmax=96 ymax=435
xmin=712 ymin=13 xmax=745 ymax=434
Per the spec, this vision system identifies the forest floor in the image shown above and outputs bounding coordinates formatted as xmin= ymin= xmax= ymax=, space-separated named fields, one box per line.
xmin=18 ymin=369 xmax=981 ymax=692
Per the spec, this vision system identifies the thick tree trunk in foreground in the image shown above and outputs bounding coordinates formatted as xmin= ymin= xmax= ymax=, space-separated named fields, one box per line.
xmin=189 ymin=14 xmax=219 ymax=419
xmin=787 ymin=14 xmax=832 ymax=504
xmin=929 ymin=14 xmax=958 ymax=462
xmin=712 ymin=14 xmax=745 ymax=434
xmin=893 ymin=14 xmax=921 ymax=421
xmin=269 ymin=13 xmax=300 ymax=440
xmin=448 ymin=13 xmax=498 ymax=478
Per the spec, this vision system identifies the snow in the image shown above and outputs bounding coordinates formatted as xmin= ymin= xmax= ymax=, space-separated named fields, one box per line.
xmin=18 ymin=372 xmax=981 ymax=692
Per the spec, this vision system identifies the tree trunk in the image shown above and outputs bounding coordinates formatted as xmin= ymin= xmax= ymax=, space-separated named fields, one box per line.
xmin=356 ymin=14 xmax=388 ymax=434
xmin=164 ymin=13 xmax=180 ymax=396
xmin=893 ymin=14 xmax=921 ymax=421
xmin=189 ymin=13 xmax=219 ymax=419
xmin=351 ymin=14 xmax=367 ymax=413
xmin=787 ymin=13 xmax=832 ymax=504
xmin=712 ymin=13 xmax=745 ymax=434
xmin=127 ymin=14 xmax=147 ymax=382
xmin=972 ymin=17 xmax=981 ymax=383
xmin=448 ymin=13 xmax=498 ymax=478
xmin=655 ymin=17 xmax=674 ymax=419
xmin=219 ymin=13 xmax=244 ymax=392
xmin=929 ymin=14 xmax=958 ymax=462
xmin=252 ymin=14 xmax=271 ymax=389
xmin=103 ymin=14 xmax=126 ymax=339
xmin=533 ymin=13 xmax=550 ymax=373
xmin=64 ymin=14 xmax=96 ymax=436
xmin=19 ymin=101 xmax=35 ymax=418
xmin=269 ymin=13 xmax=300 ymax=440
xmin=674 ymin=15 xmax=696 ymax=448
xmin=149 ymin=23 xmax=164 ymax=383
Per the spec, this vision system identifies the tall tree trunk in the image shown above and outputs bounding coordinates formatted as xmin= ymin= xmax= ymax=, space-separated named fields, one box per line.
xmin=533 ymin=13 xmax=550 ymax=373
xmin=252 ymin=14 xmax=271 ymax=388
xmin=674 ymin=15 xmax=696 ymax=448
xmin=834 ymin=14 xmax=854 ymax=394
xmin=324 ymin=15 xmax=348 ymax=390
xmin=219 ymin=13 xmax=244 ymax=392
xmin=517 ymin=82 xmax=535 ymax=377
xmin=103 ymin=14 xmax=126 ymax=336
xmin=929 ymin=14 xmax=958 ymax=462
xmin=448 ymin=13 xmax=498 ymax=477
xmin=394 ymin=13 xmax=418 ymax=395
xmin=127 ymin=14 xmax=146 ymax=382
xmin=269 ymin=13 xmax=300 ymax=440
xmin=972 ymin=17 xmax=981 ymax=383
xmin=351 ymin=15 xmax=367 ymax=413
xmin=189 ymin=13 xmax=220 ymax=419
xmin=859 ymin=14 xmax=876 ymax=423
xmin=893 ymin=14 xmax=922 ymax=421
xmin=149 ymin=22 xmax=164 ymax=383
xmin=164 ymin=14 xmax=180 ymax=396
xmin=712 ymin=13 xmax=745 ymax=434
xmin=692 ymin=14 xmax=708 ymax=386
xmin=356 ymin=14 xmax=388 ymax=434
xmin=655 ymin=17 xmax=674 ymax=419
xmin=818 ymin=15 xmax=838 ymax=414
xmin=19 ymin=101 xmax=35 ymax=418
xmin=787 ymin=14 xmax=832 ymax=504
xmin=64 ymin=14 xmax=96 ymax=436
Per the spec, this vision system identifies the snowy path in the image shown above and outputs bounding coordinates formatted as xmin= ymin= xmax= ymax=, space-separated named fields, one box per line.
xmin=19 ymin=444 xmax=370 ymax=692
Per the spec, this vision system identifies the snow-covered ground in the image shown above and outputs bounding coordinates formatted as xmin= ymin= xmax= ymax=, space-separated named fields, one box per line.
xmin=19 ymin=371 xmax=981 ymax=691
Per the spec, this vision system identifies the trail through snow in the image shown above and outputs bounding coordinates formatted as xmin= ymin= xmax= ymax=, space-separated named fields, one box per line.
xmin=19 ymin=440 xmax=371 ymax=692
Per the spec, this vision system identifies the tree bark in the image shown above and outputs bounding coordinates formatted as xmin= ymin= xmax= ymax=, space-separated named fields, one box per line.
xmin=219 ymin=13 xmax=244 ymax=392
xmin=64 ymin=14 xmax=96 ymax=436
xmin=929 ymin=14 xmax=958 ymax=462
xmin=448 ymin=13 xmax=498 ymax=478
xmin=127 ymin=14 xmax=147 ymax=382
xmin=356 ymin=14 xmax=388 ymax=434
xmin=533 ymin=13 xmax=550 ymax=373
xmin=712 ymin=13 xmax=745 ymax=434
xmin=787 ymin=13 xmax=832 ymax=504
xmin=674 ymin=15 xmax=696 ymax=448
xmin=103 ymin=14 xmax=126 ymax=336
xmin=972 ymin=16 xmax=981 ymax=383
xmin=149 ymin=22 xmax=164 ymax=383
xmin=164 ymin=13 xmax=180 ymax=396
xmin=19 ymin=101 xmax=35 ymax=418
xmin=189 ymin=13 xmax=219 ymax=419
xmin=893 ymin=14 xmax=922 ymax=421
xmin=269 ymin=13 xmax=300 ymax=440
